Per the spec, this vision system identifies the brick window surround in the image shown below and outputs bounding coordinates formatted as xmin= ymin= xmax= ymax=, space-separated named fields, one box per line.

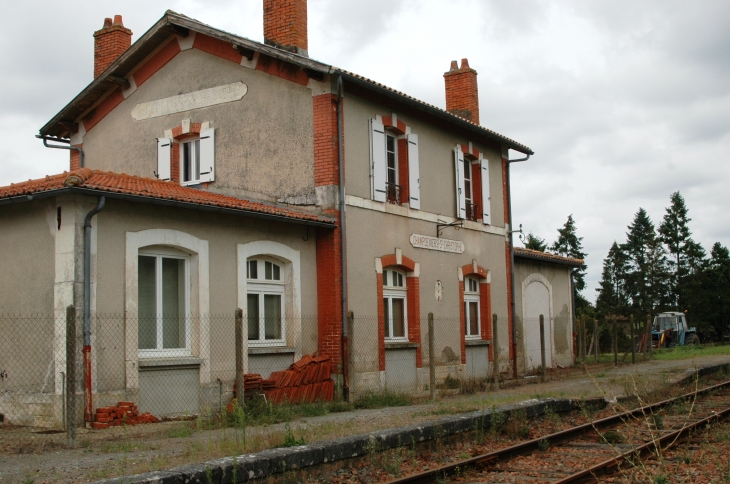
xmin=162 ymin=121 xmax=205 ymax=184
xmin=459 ymin=263 xmax=492 ymax=364
xmin=375 ymin=253 xmax=421 ymax=372
xmin=376 ymin=115 xmax=412 ymax=206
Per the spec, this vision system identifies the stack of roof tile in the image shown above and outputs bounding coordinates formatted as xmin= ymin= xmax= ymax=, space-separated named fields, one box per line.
xmin=263 ymin=353 xmax=334 ymax=404
xmin=91 ymin=401 xmax=159 ymax=429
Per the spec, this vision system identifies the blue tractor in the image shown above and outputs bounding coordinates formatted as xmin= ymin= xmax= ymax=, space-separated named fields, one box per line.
xmin=652 ymin=311 xmax=700 ymax=348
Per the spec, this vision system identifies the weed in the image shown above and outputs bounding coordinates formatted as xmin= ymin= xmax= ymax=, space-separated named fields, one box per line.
xmin=601 ymin=430 xmax=623 ymax=444
xmin=167 ymin=423 xmax=193 ymax=438
xmin=205 ymin=465 xmax=213 ymax=484
xmin=354 ymin=391 xmax=411 ymax=409
xmin=442 ymin=375 xmax=461 ymax=389
xmin=538 ymin=438 xmax=549 ymax=451
xmin=654 ymin=474 xmax=667 ymax=484
xmin=280 ymin=423 xmax=306 ymax=447
xmin=489 ymin=406 xmax=506 ymax=436
xmin=503 ymin=409 xmax=530 ymax=439
xmin=21 ymin=477 xmax=35 ymax=484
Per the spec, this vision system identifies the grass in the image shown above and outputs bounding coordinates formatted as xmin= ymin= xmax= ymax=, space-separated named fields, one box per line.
xmin=353 ymin=390 xmax=412 ymax=409
xmin=651 ymin=343 xmax=730 ymax=361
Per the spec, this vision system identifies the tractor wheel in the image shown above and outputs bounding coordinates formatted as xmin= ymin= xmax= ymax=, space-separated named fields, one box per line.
xmin=686 ymin=334 xmax=700 ymax=346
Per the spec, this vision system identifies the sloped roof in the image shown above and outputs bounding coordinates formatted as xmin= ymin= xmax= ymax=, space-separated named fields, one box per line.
xmin=0 ymin=168 xmax=334 ymax=227
xmin=514 ymin=247 xmax=584 ymax=267
xmin=39 ymin=11 xmax=532 ymax=155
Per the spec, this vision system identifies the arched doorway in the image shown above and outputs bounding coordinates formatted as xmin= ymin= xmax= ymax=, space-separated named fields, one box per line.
xmin=524 ymin=279 xmax=552 ymax=371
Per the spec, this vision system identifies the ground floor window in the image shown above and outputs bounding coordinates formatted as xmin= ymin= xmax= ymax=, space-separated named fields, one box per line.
xmin=383 ymin=268 xmax=408 ymax=341
xmin=464 ymin=276 xmax=480 ymax=339
xmin=138 ymin=248 xmax=190 ymax=356
xmin=247 ymin=257 xmax=285 ymax=346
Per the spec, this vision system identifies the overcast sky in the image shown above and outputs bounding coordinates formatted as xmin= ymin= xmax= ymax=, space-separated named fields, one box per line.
xmin=2 ymin=0 xmax=728 ymax=303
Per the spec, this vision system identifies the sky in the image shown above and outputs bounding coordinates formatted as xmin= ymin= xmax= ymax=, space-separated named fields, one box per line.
xmin=1 ymin=0 xmax=729 ymax=303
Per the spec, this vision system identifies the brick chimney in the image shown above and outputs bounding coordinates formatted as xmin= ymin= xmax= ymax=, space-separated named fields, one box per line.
xmin=444 ymin=59 xmax=479 ymax=125
xmin=93 ymin=15 xmax=132 ymax=78
xmin=263 ymin=0 xmax=308 ymax=57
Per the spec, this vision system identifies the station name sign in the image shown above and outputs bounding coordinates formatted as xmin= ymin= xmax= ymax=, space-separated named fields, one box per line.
xmin=410 ymin=234 xmax=465 ymax=254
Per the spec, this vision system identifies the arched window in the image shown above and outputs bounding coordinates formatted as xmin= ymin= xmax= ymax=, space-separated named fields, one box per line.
xmin=383 ymin=268 xmax=407 ymax=341
xmin=247 ymin=257 xmax=285 ymax=346
xmin=137 ymin=246 xmax=191 ymax=357
xmin=464 ymin=276 xmax=480 ymax=339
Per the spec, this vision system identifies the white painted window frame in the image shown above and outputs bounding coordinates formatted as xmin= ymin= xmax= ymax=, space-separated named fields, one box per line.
xmin=246 ymin=257 xmax=286 ymax=347
xmin=464 ymin=276 xmax=480 ymax=339
xmin=383 ymin=268 xmax=408 ymax=342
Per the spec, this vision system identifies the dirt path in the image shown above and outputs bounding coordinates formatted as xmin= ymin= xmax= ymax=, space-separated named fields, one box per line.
xmin=1 ymin=354 xmax=728 ymax=483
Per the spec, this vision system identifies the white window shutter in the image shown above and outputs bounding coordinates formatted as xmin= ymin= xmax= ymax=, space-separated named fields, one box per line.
xmin=370 ymin=119 xmax=387 ymax=202
xmin=480 ymin=156 xmax=491 ymax=225
xmin=454 ymin=145 xmax=466 ymax=219
xmin=198 ymin=128 xmax=215 ymax=183
xmin=407 ymin=133 xmax=420 ymax=210
xmin=157 ymin=138 xmax=171 ymax=181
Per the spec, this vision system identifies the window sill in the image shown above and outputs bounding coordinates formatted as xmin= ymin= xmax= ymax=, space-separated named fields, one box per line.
xmin=385 ymin=341 xmax=419 ymax=350
xmin=138 ymin=357 xmax=202 ymax=369
xmin=465 ymin=339 xmax=491 ymax=347
xmin=248 ymin=346 xmax=296 ymax=355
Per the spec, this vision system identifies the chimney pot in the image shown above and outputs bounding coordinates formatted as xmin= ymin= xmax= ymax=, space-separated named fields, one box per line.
xmin=93 ymin=15 xmax=133 ymax=79
xmin=444 ymin=58 xmax=480 ymax=125
xmin=263 ymin=0 xmax=309 ymax=57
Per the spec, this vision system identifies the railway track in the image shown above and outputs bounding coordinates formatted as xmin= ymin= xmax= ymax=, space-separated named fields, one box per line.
xmin=388 ymin=379 xmax=730 ymax=483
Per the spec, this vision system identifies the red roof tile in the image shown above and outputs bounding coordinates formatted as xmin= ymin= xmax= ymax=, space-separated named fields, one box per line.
xmin=514 ymin=247 xmax=584 ymax=266
xmin=0 ymin=168 xmax=334 ymax=225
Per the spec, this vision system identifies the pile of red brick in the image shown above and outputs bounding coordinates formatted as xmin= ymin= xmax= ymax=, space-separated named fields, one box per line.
xmin=264 ymin=353 xmax=334 ymax=404
xmin=91 ymin=401 xmax=159 ymax=429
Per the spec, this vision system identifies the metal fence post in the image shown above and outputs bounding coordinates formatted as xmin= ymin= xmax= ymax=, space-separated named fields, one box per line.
xmin=594 ymin=319 xmax=599 ymax=363
xmin=630 ymin=314 xmax=636 ymax=365
xmin=66 ymin=305 xmax=76 ymax=447
xmin=492 ymin=313 xmax=499 ymax=390
xmin=346 ymin=310 xmax=354 ymax=402
xmin=235 ymin=308 xmax=245 ymax=409
xmin=581 ymin=314 xmax=587 ymax=364
xmin=613 ymin=315 xmax=618 ymax=367
xmin=539 ymin=314 xmax=546 ymax=383
xmin=428 ymin=312 xmax=435 ymax=401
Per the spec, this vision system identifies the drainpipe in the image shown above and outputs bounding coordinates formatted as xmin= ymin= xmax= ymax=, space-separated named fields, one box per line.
xmin=83 ymin=196 xmax=105 ymax=423
xmin=336 ymin=75 xmax=349 ymax=401
xmin=506 ymin=153 xmax=530 ymax=380
xmin=36 ymin=135 xmax=84 ymax=168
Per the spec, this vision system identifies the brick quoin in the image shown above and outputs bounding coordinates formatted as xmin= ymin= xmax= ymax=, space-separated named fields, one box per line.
xmin=170 ymin=143 xmax=180 ymax=182
xmin=70 ymin=144 xmax=82 ymax=171
xmin=406 ymin=276 xmax=422 ymax=368
xmin=94 ymin=16 xmax=132 ymax=78
xmin=263 ymin=0 xmax=308 ymax=55
xmin=316 ymin=221 xmax=343 ymax=370
xmin=313 ymin=94 xmax=339 ymax=186
xmin=444 ymin=59 xmax=479 ymax=125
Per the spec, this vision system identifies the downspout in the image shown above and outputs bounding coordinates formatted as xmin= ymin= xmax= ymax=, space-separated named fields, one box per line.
xmin=506 ymin=153 xmax=530 ymax=380
xmin=336 ymin=75 xmax=349 ymax=400
xmin=36 ymin=135 xmax=84 ymax=168
xmin=83 ymin=196 xmax=105 ymax=423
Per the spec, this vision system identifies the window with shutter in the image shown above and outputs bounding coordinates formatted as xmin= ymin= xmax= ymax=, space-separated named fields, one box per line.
xmin=370 ymin=119 xmax=387 ymax=202
xmin=407 ymin=134 xmax=420 ymax=210
xmin=480 ymin=156 xmax=491 ymax=225
xmin=157 ymin=138 xmax=171 ymax=181
xmin=454 ymin=145 xmax=466 ymax=219
xmin=198 ymin=128 xmax=215 ymax=183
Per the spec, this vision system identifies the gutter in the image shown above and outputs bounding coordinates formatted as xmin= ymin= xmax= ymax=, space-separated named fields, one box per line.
xmin=506 ymin=153 xmax=530 ymax=380
xmin=0 ymin=188 xmax=336 ymax=228
xmin=336 ymin=75 xmax=349 ymax=400
xmin=36 ymin=135 xmax=84 ymax=168
xmin=83 ymin=197 xmax=105 ymax=423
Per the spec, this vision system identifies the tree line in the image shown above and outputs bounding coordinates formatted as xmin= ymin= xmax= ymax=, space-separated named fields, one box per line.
xmin=595 ymin=192 xmax=730 ymax=341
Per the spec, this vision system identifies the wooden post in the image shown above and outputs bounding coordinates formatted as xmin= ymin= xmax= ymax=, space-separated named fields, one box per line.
xmin=580 ymin=314 xmax=587 ymax=364
xmin=235 ymin=308 xmax=245 ymax=409
xmin=492 ymin=313 xmax=499 ymax=390
xmin=539 ymin=314 xmax=546 ymax=383
xmin=647 ymin=314 xmax=653 ymax=359
xmin=66 ymin=305 xmax=76 ymax=447
xmin=613 ymin=316 xmax=618 ymax=367
xmin=642 ymin=315 xmax=649 ymax=361
xmin=594 ymin=319 xmax=599 ymax=363
xmin=630 ymin=314 xmax=636 ymax=365
xmin=428 ymin=312 xmax=435 ymax=401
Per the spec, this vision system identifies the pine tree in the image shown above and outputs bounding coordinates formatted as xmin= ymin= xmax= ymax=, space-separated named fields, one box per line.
xmin=706 ymin=243 xmax=730 ymax=339
xmin=523 ymin=233 xmax=547 ymax=252
xmin=595 ymin=242 xmax=629 ymax=317
xmin=658 ymin=192 xmax=692 ymax=276
xmin=551 ymin=215 xmax=587 ymax=294
xmin=623 ymin=208 xmax=667 ymax=317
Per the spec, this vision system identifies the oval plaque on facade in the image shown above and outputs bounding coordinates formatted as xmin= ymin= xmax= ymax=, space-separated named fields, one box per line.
xmin=410 ymin=234 xmax=465 ymax=253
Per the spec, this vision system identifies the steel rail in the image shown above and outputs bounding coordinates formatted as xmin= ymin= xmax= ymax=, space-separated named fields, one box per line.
xmin=387 ymin=379 xmax=730 ymax=484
